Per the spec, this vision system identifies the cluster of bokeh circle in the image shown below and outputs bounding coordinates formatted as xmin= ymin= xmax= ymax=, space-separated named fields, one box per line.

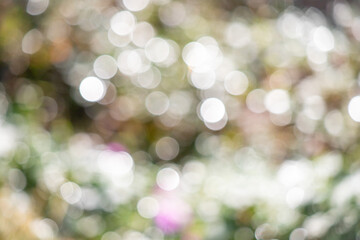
xmin=7 ymin=0 xmax=360 ymax=239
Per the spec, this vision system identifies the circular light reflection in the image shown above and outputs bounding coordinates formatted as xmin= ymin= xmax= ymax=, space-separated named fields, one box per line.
xmin=312 ymin=26 xmax=334 ymax=52
xmin=225 ymin=22 xmax=251 ymax=48
xmin=137 ymin=197 xmax=159 ymax=218
xmin=79 ymin=77 xmax=106 ymax=102
xmin=246 ymin=89 xmax=267 ymax=113
xmin=93 ymin=55 xmax=118 ymax=79
xmin=132 ymin=22 xmax=155 ymax=47
xmin=145 ymin=38 xmax=170 ymax=63
xmin=156 ymin=168 xmax=180 ymax=191
xmin=136 ymin=67 xmax=161 ymax=89
xmin=159 ymin=2 xmax=186 ymax=27
xmin=97 ymin=150 xmax=133 ymax=176
xmin=110 ymin=11 xmax=136 ymax=36
xmin=348 ymin=96 xmax=360 ymax=122
xmin=22 ymin=29 xmax=43 ymax=54
xmin=145 ymin=91 xmax=169 ymax=115
xmin=60 ymin=182 xmax=82 ymax=204
xmin=117 ymin=49 xmax=150 ymax=76
xmin=155 ymin=137 xmax=179 ymax=161
xmin=224 ymin=71 xmax=249 ymax=95
xmin=190 ymin=70 xmax=216 ymax=90
xmin=123 ymin=0 xmax=150 ymax=12
xmin=108 ymin=29 xmax=131 ymax=47
xmin=200 ymin=98 xmax=226 ymax=123
xmin=264 ymin=89 xmax=290 ymax=114
xmin=26 ymin=0 xmax=49 ymax=15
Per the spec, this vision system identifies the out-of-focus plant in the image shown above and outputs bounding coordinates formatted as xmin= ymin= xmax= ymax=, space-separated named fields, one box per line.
xmin=2 ymin=0 xmax=360 ymax=239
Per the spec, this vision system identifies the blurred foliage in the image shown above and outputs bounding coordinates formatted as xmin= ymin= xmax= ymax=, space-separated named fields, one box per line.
xmin=2 ymin=0 xmax=360 ymax=240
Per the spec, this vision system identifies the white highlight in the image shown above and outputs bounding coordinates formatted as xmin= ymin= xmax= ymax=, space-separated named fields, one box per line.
xmin=123 ymin=0 xmax=150 ymax=12
xmin=60 ymin=182 xmax=82 ymax=204
xmin=93 ymin=55 xmax=118 ymax=79
xmin=110 ymin=11 xmax=136 ymax=36
xmin=22 ymin=29 xmax=43 ymax=54
xmin=312 ymin=26 xmax=334 ymax=52
xmin=137 ymin=197 xmax=159 ymax=218
xmin=348 ymin=96 xmax=360 ymax=122
xmin=190 ymin=70 xmax=216 ymax=90
xmin=145 ymin=38 xmax=170 ymax=63
xmin=265 ymin=89 xmax=290 ymax=114
xmin=79 ymin=77 xmax=106 ymax=102
xmin=26 ymin=0 xmax=49 ymax=15
xmin=224 ymin=71 xmax=249 ymax=95
xmin=200 ymin=98 xmax=226 ymax=123
xmin=145 ymin=91 xmax=169 ymax=115
xmin=156 ymin=168 xmax=180 ymax=191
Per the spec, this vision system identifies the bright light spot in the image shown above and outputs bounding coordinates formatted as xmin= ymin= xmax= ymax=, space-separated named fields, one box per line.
xmin=312 ymin=26 xmax=334 ymax=52
xmin=123 ymin=0 xmax=150 ymax=12
xmin=190 ymin=70 xmax=216 ymax=90
xmin=158 ymin=39 xmax=180 ymax=67
xmin=31 ymin=218 xmax=58 ymax=240
xmin=22 ymin=29 xmax=43 ymax=54
xmin=26 ymin=0 xmax=49 ymax=15
xmin=107 ymin=29 xmax=131 ymax=47
xmin=145 ymin=38 xmax=170 ymax=63
xmin=182 ymin=40 xmax=222 ymax=72
xmin=117 ymin=49 xmax=150 ymax=75
xmin=246 ymin=89 xmax=266 ymax=113
xmin=145 ymin=91 xmax=169 ymax=115
xmin=137 ymin=197 xmax=159 ymax=218
xmin=156 ymin=168 xmax=180 ymax=191
xmin=264 ymin=89 xmax=290 ymax=114
xmin=132 ymin=22 xmax=155 ymax=47
xmin=277 ymin=160 xmax=311 ymax=187
xmin=225 ymin=22 xmax=251 ymax=48
xmin=200 ymin=98 xmax=226 ymax=123
xmin=97 ymin=150 xmax=133 ymax=176
xmin=79 ymin=77 xmax=106 ymax=102
xmin=204 ymin=113 xmax=228 ymax=131
xmin=286 ymin=187 xmax=304 ymax=208
xmin=60 ymin=182 xmax=82 ymax=204
xmin=224 ymin=71 xmax=248 ymax=95
xmin=93 ymin=55 xmax=118 ymax=79
xmin=348 ymin=96 xmax=360 ymax=122
xmin=0 ymin=123 xmax=17 ymax=157
xmin=156 ymin=137 xmax=179 ymax=161
xmin=110 ymin=11 xmax=136 ymax=36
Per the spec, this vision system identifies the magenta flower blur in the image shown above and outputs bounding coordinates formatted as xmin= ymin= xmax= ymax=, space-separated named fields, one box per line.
xmin=107 ymin=142 xmax=127 ymax=152
xmin=154 ymin=194 xmax=192 ymax=234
